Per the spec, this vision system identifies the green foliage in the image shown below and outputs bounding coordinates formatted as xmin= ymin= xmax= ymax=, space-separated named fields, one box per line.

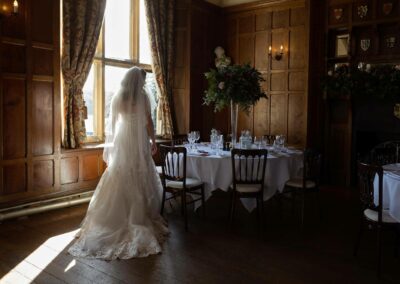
xmin=203 ymin=64 xmax=267 ymax=112
xmin=322 ymin=64 xmax=400 ymax=99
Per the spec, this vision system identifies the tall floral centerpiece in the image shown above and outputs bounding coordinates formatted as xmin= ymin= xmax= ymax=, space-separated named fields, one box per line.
xmin=204 ymin=48 xmax=267 ymax=144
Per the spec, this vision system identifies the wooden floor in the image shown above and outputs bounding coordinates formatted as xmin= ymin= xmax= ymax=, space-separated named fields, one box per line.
xmin=0 ymin=187 xmax=399 ymax=284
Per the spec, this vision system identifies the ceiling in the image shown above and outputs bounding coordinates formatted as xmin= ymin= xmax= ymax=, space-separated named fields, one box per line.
xmin=205 ymin=0 xmax=258 ymax=7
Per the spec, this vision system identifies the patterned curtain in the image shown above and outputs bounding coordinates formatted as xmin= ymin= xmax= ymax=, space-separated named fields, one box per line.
xmin=62 ymin=0 xmax=106 ymax=148
xmin=144 ymin=0 xmax=175 ymax=138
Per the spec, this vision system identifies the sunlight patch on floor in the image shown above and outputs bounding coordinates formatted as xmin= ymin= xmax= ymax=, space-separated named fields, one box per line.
xmin=0 ymin=230 xmax=78 ymax=283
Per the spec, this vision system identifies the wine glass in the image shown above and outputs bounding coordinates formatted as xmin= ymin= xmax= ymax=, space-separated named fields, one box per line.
xmin=254 ymin=136 xmax=262 ymax=149
xmin=194 ymin=131 xmax=200 ymax=144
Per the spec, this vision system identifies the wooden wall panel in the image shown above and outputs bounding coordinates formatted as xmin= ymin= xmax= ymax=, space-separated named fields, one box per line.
xmin=60 ymin=157 xmax=79 ymax=185
xmin=32 ymin=81 xmax=53 ymax=156
xmin=31 ymin=0 xmax=54 ymax=43
xmin=256 ymin=12 xmax=272 ymax=31
xmin=272 ymin=10 xmax=289 ymax=28
xmin=1 ymin=43 xmax=26 ymax=73
xmin=239 ymin=35 xmax=255 ymax=65
xmin=289 ymin=26 xmax=306 ymax=69
xmin=239 ymin=15 xmax=255 ymax=34
xmin=254 ymin=98 xmax=270 ymax=136
xmin=82 ymin=155 xmax=100 ymax=181
xmin=255 ymin=32 xmax=269 ymax=71
xmin=2 ymin=78 xmax=26 ymax=159
xmin=290 ymin=7 xmax=305 ymax=26
xmin=288 ymin=94 xmax=306 ymax=145
xmin=289 ymin=71 xmax=305 ymax=91
xmin=33 ymin=160 xmax=54 ymax=190
xmin=32 ymin=48 xmax=54 ymax=76
xmin=3 ymin=164 xmax=26 ymax=195
xmin=270 ymin=94 xmax=288 ymax=135
xmin=271 ymin=72 xmax=286 ymax=91
xmin=224 ymin=1 xmax=308 ymax=146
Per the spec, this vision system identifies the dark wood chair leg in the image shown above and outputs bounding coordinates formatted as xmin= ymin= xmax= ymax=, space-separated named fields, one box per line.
xmin=201 ymin=185 xmax=206 ymax=218
xmin=160 ymin=189 xmax=166 ymax=215
xmin=377 ymin=225 xmax=382 ymax=278
xmin=229 ymin=190 xmax=236 ymax=226
xmin=260 ymin=195 xmax=264 ymax=225
xmin=301 ymin=191 xmax=306 ymax=227
xmin=353 ymin=217 xmax=364 ymax=257
xmin=183 ymin=190 xmax=188 ymax=231
xmin=181 ymin=191 xmax=185 ymax=216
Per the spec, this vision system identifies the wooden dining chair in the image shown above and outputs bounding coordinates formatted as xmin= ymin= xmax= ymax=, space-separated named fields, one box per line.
xmin=159 ymin=145 xmax=205 ymax=231
xmin=229 ymin=149 xmax=268 ymax=228
xmin=354 ymin=162 xmax=399 ymax=278
xmin=282 ymin=148 xmax=322 ymax=226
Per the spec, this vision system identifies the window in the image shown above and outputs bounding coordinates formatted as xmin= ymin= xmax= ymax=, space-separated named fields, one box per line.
xmin=83 ymin=0 xmax=157 ymax=142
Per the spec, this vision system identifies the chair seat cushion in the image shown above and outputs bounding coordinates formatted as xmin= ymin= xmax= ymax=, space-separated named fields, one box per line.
xmin=285 ymin=178 xmax=316 ymax=189
xmin=232 ymin=184 xmax=262 ymax=193
xmin=364 ymin=209 xmax=398 ymax=223
xmin=166 ymin=178 xmax=203 ymax=189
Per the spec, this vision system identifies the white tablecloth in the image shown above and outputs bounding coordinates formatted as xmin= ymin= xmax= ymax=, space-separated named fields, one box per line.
xmin=184 ymin=145 xmax=303 ymax=212
xmin=374 ymin=164 xmax=400 ymax=222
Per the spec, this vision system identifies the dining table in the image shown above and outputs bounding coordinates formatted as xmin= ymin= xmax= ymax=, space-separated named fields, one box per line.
xmin=374 ymin=163 xmax=400 ymax=223
xmin=183 ymin=144 xmax=303 ymax=212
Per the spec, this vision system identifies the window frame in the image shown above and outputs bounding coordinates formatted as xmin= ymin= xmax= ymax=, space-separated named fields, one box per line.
xmin=85 ymin=0 xmax=153 ymax=143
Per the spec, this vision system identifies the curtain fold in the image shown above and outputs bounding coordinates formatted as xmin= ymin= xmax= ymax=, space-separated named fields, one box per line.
xmin=144 ymin=0 xmax=175 ymax=138
xmin=62 ymin=0 xmax=106 ymax=148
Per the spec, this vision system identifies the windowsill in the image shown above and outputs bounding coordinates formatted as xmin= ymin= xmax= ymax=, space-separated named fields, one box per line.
xmin=61 ymin=142 xmax=105 ymax=153
xmin=61 ymin=138 xmax=172 ymax=153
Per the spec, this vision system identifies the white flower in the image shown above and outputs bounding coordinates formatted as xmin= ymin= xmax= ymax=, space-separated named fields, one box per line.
xmin=218 ymin=82 xmax=225 ymax=90
xmin=327 ymin=70 xmax=333 ymax=76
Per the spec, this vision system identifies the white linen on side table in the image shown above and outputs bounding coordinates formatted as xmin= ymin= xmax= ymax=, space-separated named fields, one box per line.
xmin=374 ymin=164 xmax=400 ymax=223
xmin=185 ymin=147 xmax=303 ymax=212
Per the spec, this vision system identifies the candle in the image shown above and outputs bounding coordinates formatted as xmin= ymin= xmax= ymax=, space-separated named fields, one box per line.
xmin=13 ymin=0 xmax=18 ymax=13
xmin=280 ymin=45 xmax=283 ymax=53
xmin=268 ymin=45 xmax=272 ymax=55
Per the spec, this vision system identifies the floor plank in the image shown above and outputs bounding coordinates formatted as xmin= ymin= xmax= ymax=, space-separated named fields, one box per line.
xmin=0 ymin=186 xmax=399 ymax=284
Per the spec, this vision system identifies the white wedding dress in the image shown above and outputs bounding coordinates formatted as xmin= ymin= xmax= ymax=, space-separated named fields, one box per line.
xmin=68 ymin=67 xmax=168 ymax=260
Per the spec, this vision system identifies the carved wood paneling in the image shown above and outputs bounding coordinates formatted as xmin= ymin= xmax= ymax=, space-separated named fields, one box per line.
xmin=256 ymin=12 xmax=272 ymax=31
xmin=1 ymin=43 xmax=26 ymax=73
xmin=60 ymin=157 xmax=79 ymax=185
xmin=224 ymin=1 xmax=308 ymax=146
xmin=82 ymin=154 xmax=100 ymax=181
xmin=32 ymin=81 xmax=54 ymax=156
xmin=33 ymin=160 xmax=54 ymax=190
xmin=255 ymin=32 xmax=269 ymax=71
xmin=289 ymin=26 xmax=306 ymax=69
xmin=270 ymin=94 xmax=288 ymax=135
xmin=32 ymin=48 xmax=54 ymax=76
xmin=31 ymin=0 xmax=54 ymax=43
xmin=288 ymin=93 xmax=306 ymax=145
xmin=3 ymin=164 xmax=26 ymax=195
xmin=270 ymin=72 xmax=286 ymax=91
xmin=2 ymin=78 xmax=26 ymax=159
xmin=239 ymin=34 xmax=255 ymax=65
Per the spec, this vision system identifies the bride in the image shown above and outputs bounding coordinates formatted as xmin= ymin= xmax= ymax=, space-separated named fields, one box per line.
xmin=68 ymin=67 xmax=169 ymax=260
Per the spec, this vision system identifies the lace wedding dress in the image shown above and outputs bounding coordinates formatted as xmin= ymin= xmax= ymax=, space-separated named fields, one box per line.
xmin=68 ymin=67 xmax=168 ymax=260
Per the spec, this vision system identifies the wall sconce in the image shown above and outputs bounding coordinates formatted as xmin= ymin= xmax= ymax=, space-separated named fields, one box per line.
xmin=0 ymin=0 xmax=18 ymax=18
xmin=268 ymin=45 xmax=284 ymax=61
